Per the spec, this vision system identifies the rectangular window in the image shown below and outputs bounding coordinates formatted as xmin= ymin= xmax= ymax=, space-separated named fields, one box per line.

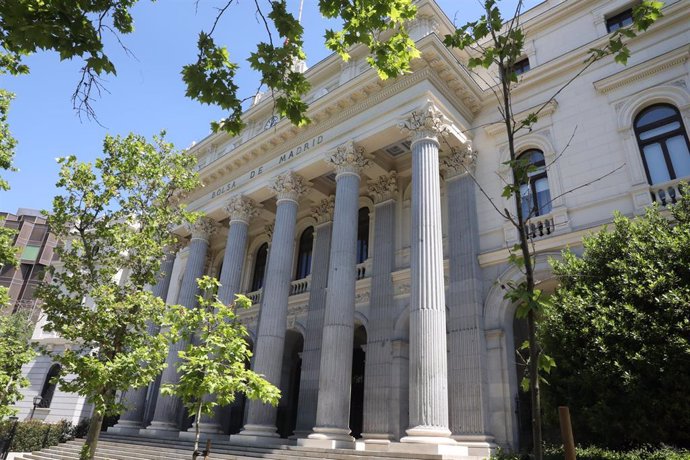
xmin=606 ymin=8 xmax=633 ymax=33
xmin=513 ymin=58 xmax=531 ymax=76
xmin=20 ymin=245 xmax=41 ymax=262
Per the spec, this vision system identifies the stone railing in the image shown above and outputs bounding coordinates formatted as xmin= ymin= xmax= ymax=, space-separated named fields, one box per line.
xmin=290 ymin=277 xmax=311 ymax=295
xmin=356 ymin=260 xmax=369 ymax=280
xmin=650 ymin=178 xmax=685 ymax=207
xmin=246 ymin=289 xmax=262 ymax=305
xmin=524 ymin=214 xmax=555 ymax=240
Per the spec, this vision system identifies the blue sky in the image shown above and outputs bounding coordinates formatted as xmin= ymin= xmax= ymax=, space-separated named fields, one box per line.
xmin=2 ymin=0 xmax=539 ymax=213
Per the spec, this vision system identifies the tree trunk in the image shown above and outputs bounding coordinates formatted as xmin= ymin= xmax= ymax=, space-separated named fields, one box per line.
xmin=192 ymin=402 xmax=202 ymax=460
xmin=81 ymin=410 xmax=104 ymax=460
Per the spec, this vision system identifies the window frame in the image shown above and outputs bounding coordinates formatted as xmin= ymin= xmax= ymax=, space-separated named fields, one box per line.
xmin=250 ymin=243 xmax=269 ymax=292
xmin=633 ymin=103 xmax=690 ymax=185
xmin=512 ymin=57 xmax=531 ymax=77
xmin=605 ymin=8 xmax=633 ymax=33
xmin=294 ymin=226 xmax=314 ymax=280
xmin=517 ymin=149 xmax=551 ymax=219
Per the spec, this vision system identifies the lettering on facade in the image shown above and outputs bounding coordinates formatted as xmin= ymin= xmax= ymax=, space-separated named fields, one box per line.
xmin=209 ymin=135 xmax=324 ymax=200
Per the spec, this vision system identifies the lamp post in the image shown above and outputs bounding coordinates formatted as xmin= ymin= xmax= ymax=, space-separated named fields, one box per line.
xmin=1 ymin=416 xmax=19 ymax=460
xmin=29 ymin=395 xmax=43 ymax=421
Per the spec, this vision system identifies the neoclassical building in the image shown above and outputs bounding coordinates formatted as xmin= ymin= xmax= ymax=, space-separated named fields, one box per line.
xmin=18 ymin=0 xmax=690 ymax=457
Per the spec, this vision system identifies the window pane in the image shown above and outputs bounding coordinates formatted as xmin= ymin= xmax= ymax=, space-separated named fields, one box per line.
xmin=636 ymin=106 xmax=677 ymax=128
xmin=638 ymin=121 xmax=680 ymax=141
xmin=643 ymin=143 xmax=671 ymax=184
xmin=520 ymin=184 xmax=532 ymax=218
xmin=667 ymin=135 xmax=690 ymax=179
xmin=21 ymin=245 xmax=40 ymax=261
xmin=535 ymin=178 xmax=552 ymax=215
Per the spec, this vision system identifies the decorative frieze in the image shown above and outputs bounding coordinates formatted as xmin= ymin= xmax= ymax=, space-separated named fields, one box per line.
xmin=270 ymin=171 xmax=306 ymax=202
xmin=399 ymin=102 xmax=452 ymax=144
xmin=326 ymin=141 xmax=369 ymax=176
xmin=369 ymin=171 xmax=398 ymax=203
xmin=442 ymin=144 xmax=477 ymax=178
xmin=186 ymin=217 xmax=217 ymax=242
xmin=225 ymin=195 xmax=259 ymax=224
xmin=312 ymin=196 xmax=335 ymax=224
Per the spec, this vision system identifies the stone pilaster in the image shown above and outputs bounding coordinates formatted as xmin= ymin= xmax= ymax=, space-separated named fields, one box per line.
xmin=395 ymin=103 xmax=459 ymax=452
xmin=293 ymin=196 xmax=334 ymax=438
xmin=110 ymin=247 xmax=178 ymax=435
xmin=443 ymin=148 xmax=497 ymax=456
xmin=362 ymin=172 xmax=398 ymax=445
xmin=143 ymin=217 xmax=216 ymax=438
xmin=301 ymin=142 xmax=368 ymax=449
xmin=234 ymin=172 xmax=305 ymax=442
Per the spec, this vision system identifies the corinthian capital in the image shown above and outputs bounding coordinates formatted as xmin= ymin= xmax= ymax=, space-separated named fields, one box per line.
xmin=311 ymin=196 xmax=335 ymax=224
xmin=186 ymin=216 xmax=217 ymax=242
xmin=271 ymin=171 xmax=306 ymax=203
xmin=326 ymin=141 xmax=369 ymax=176
xmin=441 ymin=144 xmax=477 ymax=179
xmin=369 ymin=171 xmax=398 ymax=203
xmin=225 ymin=195 xmax=259 ymax=224
xmin=399 ymin=101 xmax=452 ymax=144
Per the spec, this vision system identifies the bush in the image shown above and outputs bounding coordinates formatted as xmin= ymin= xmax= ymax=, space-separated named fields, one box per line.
xmin=0 ymin=419 xmax=75 ymax=452
xmin=493 ymin=445 xmax=690 ymax=460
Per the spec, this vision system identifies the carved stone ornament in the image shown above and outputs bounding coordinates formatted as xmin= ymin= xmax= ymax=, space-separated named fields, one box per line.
xmin=369 ymin=171 xmax=398 ymax=203
xmin=311 ymin=195 xmax=335 ymax=224
xmin=399 ymin=101 xmax=452 ymax=144
xmin=441 ymin=144 xmax=477 ymax=178
xmin=326 ymin=141 xmax=369 ymax=176
xmin=270 ymin=171 xmax=306 ymax=202
xmin=225 ymin=195 xmax=259 ymax=224
xmin=264 ymin=224 xmax=274 ymax=241
xmin=186 ymin=216 xmax=217 ymax=242
xmin=164 ymin=237 xmax=186 ymax=255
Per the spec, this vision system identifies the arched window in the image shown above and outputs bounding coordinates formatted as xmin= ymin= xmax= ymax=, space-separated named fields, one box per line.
xmin=634 ymin=104 xmax=690 ymax=185
xmin=356 ymin=208 xmax=370 ymax=264
xmin=518 ymin=149 xmax=551 ymax=218
xmin=39 ymin=364 xmax=61 ymax=408
xmin=295 ymin=227 xmax=314 ymax=280
xmin=250 ymin=243 xmax=268 ymax=292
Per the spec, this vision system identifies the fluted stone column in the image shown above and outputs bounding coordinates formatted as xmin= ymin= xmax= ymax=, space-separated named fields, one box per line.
xmin=293 ymin=197 xmax=334 ymax=438
xmin=301 ymin=141 xmax=368 ymax=449
xmin=362 ymin=172 xmax=398 ymax=445
xmin=185 ymin=196 xmax=260 ymax=438
xmin=442 ymin=148 xmax=497 ymax=456
xmin=109 ymin=246 xmax=179 ymax=435
xmin=393 ymin=102 xmax=465 ymax=456
xmin=233 ymin=172 xmax=306 ymax=443
xmin=143 ymin=217 xmax=217 ymax=438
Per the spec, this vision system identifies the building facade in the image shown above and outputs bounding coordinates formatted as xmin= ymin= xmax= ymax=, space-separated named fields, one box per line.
xmin=21 ymin=0 xmax=690 ymax=456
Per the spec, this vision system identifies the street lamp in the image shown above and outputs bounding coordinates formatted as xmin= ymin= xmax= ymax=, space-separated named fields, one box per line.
xmin=29 ymin=395 xmax=43 ymax=420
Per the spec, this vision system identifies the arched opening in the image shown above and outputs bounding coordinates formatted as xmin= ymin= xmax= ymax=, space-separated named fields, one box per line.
xmin=250 ymin=243 xmax=268 ymax=292
xmin=517 ymin=149 xmax=551 ymax=219
xmin=39 ymin=364 xmax=61 ymax=408
xmin=277 ymin=329 xmax=304 ymax=438
xmin=356 ymin=208 xmax=370 ymax=264
xmin=349 ymin=324 xmax=367 ymax=438
xmin=295 ymin=227 xmax=314 ymax=280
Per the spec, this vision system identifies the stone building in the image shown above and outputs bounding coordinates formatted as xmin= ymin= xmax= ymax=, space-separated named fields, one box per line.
xmin=22 ymin=0 xmax=690 ymax=456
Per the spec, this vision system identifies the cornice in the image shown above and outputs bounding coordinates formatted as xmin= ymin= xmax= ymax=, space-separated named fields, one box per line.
xmin=593 ymin=45 xmax=690 ymax=94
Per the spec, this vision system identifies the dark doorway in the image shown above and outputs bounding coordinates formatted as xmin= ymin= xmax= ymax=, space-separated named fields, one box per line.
xmin=349 ymin=325 xmax=367 ymax=439
xmin=277 ymin=330 xmax=304 ymax=438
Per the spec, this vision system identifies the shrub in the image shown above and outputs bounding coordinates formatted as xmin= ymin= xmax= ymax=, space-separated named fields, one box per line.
xmin=493 ymin=445 xmax=690 ymax=460
xmin=0 ymin=419 xmax=75 ymax=452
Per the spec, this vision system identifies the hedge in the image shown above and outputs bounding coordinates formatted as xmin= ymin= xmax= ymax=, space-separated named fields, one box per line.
xmin=0 ymin=419 xmax=75 ymax=452
xmin=494 ymin=445 xmax=690 ymax=460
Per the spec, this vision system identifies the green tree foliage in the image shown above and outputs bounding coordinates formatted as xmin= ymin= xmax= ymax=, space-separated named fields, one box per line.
xmin=542 ymin=192 xmax=690 ymax=448
xmin=162 ymin=276 xmax=280 ymax=459
xmin=0 ymin=311 xmax=35 ymax=420
xmin=36 ymin=132 xmax=199 ymax=460
xmin=441 ymin=1 xmax=663 ymax=458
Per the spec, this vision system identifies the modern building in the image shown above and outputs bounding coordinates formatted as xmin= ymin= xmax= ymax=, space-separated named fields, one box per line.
xmin=21 ymin=0 xmax=690 ymax=456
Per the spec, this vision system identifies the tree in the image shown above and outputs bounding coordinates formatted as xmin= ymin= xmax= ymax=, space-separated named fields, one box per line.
xmin=161 ymin=276 xmax=280 ymax=460
xmin=441 ymin=1 xmax=663 ymax=458
xmin=541 ymin=190 xmax=690 ymax=448
xmin=36 ymin=132 xmax=199 ymax=460
xmin=0 ymin=311 xmax=35 ymax=420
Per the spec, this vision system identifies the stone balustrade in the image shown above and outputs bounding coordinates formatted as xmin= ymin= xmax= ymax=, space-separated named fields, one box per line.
xmin=246 ymin=289 xmax=263 ymax=305
xmin=650 ymin=178 xmax=686 ymax=207
xmin=524 ymin=213 xmax=555 ymax=240
xmin=290 ymin=277 xmax=311 ymax=295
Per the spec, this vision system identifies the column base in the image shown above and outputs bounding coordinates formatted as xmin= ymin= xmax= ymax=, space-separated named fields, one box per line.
xmin=361 ymin=433 xmax=393 ymax=451
xmin=107 ymin=420 xmax=144 ymax=436
xmin=230 ymin=424 xmax=292 ymax=446
xmin=387 ymin=442 xmax=469 ymax=458
xmin=178 ymin=423 xmax=226 ymax=442
xmin=299 ymin=427 xmax=356 ymax=449
xmin=452 ymin=435 xmax=499 ymax=457
xmin=139 ymin=421 xmax=181 ymax=439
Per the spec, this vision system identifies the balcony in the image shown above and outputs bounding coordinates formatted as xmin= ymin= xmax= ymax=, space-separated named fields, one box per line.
xmin=650 ymin=178 xmax=686 ymax=207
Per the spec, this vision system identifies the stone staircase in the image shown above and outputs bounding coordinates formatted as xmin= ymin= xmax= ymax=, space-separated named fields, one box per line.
xmin=16 ymin=434 xmax=476 ymax=460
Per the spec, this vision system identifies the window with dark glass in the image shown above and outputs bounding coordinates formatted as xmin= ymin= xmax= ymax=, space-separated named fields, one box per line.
xmin=634 ymin=104 xmax=690 ymax=185
xmin=39 ymin=364 xmax=61 ymax=408
xmin=606 ymin=8 xmax=633 ymax=33
xmin=512 ymin=57 xmax=531 ymax=76
xmin=356 ymin=208 xmax=370 ymax=264
xmin=518 ymin=149 xmax=552 ymax=218
xmin=250 ymin=243 xmax=269 ymax=292
xmin=295 ymin=227 xmax=314 ymax=280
